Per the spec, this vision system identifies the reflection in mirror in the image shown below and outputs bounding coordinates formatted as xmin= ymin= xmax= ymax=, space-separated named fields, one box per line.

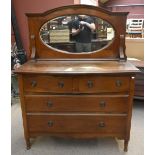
xmin=40 ymin=15 xmax=115 ymax=53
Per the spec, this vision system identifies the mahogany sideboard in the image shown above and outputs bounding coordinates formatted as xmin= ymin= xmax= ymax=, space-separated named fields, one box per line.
xmin=14 ymin=5 xmax=139 ymax=152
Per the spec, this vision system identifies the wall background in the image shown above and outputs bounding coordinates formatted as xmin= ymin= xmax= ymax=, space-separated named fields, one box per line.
xmin=12 ymin=0 xmax=74 ymax=57
xmin=126 ymin=38 xmax=144 ymax=60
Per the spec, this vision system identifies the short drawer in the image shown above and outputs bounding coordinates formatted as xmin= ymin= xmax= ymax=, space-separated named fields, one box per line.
xmin=79 ymin=76 xmax=130 ymax=93
xmin=27 ymin=115 xmax=126 ymax=134
xmin=23 ymin=75 xmax=73 ymax=93
xmin=25 ymin=95 xmax=129 ymax=113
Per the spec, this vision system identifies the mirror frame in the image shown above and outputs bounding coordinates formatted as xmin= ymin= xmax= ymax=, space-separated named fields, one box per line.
xmin=39 ymin=15 xmax=116 ymax=53
xmin=26 ymin=5 xmax=128 ymax=60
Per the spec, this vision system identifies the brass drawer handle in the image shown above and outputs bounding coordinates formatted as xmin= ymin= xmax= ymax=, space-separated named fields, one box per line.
xmin=100 ymin=101 xmax=106 ymax=107
xmin=48 ymin=121 xmax=53 ymax=127
xmin=115 ymin=80 xmax=122 ymax=87
xmin=99 ymin=122 xmax=105 ymax=128
xmin=87 ymin=80 xmax=93 ymax=88
xmin=58 ymin=81 xmax=64 ymax=88
xmin=31 ymin=80 xmax=37 ymax=87
xmin=47 ymin=101 xmax=53 ymax=107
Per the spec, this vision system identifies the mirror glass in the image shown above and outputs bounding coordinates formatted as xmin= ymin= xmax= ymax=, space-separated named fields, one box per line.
xmin=40 ymin=15 xmax=115 ymax=53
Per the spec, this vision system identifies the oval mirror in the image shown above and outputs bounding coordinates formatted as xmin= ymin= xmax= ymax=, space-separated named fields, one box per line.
xmin=40 ymin=15 xmax=115 ymax=53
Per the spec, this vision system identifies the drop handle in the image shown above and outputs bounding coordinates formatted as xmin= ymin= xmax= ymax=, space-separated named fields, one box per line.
xmin=58 ymin=81 xmax=64 ymax=88
xmin=87 ymin=80 xmax=93 ymax=88
xmin=47 ymin=121 xmax=53 ymax=127
xmin=115 ymin=80 xmax=122 ymax=87
xmin=47 ymin=101 xmax=53 ymax=107
xmin=100 ymin=101 xmax=106 ymax=107
xmin=99 ymin=122 xmax=105 ymax=128
xmin=31 ymin=80 xmax=37 ymax=87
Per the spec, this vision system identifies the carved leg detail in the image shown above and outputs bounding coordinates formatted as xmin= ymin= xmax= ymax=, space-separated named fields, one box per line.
xmin=26 ymin=138 xmax=31 ymax=150
xmin=124 ymin=140 xmax=128 ymax=152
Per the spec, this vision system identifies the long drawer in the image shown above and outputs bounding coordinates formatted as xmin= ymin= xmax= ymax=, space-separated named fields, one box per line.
xmin=27 ymin=115 xmax=126 ymax=133
xmin=23 ymin=75 xmax=130 ymax=93
xmin=25 ymin=95 xmax=129 ymax=113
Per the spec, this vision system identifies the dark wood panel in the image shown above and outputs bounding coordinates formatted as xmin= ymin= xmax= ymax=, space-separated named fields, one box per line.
xmin=135 ymin=74 xmax=144 ymax=80
xmin=134 ymin=91 xmax=144 ymax=97
xmin=135 ymin=85 xmax=144 ymax=91
xmin=135 ymin=80 xmax=144 ymax=85
xmin=128 ymin=60 xmax=144 ymax=100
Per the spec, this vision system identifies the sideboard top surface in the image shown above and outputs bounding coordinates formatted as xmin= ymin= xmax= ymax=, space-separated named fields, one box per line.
xmin=14 ymin=60 xmax=139 ymax=74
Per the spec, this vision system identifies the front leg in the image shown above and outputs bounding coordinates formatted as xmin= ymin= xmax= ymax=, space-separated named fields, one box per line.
xmin=26 ymin=138 xmax=31 ymax=150
xmin=124 ymin=140 xmax=129 ymax=152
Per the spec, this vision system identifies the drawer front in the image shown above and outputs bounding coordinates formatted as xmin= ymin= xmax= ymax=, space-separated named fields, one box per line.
xmin=23 ymin=75 xmax=73 ymax=93
xmin=25 ymin=95 xmax=128 ymax=113
xmin=79 ymin=76 xmax=130 ymax=93
xmin=27 ymin=115 xmax=126 ymax=133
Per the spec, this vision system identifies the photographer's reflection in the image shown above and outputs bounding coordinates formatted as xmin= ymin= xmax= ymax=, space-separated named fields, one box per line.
xmin=69 ymin=15 xmax=96 ymax=52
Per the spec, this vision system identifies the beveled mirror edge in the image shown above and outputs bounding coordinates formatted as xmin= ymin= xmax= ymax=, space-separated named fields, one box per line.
xmin=39 ymin=15 xmax=116 ymax=54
